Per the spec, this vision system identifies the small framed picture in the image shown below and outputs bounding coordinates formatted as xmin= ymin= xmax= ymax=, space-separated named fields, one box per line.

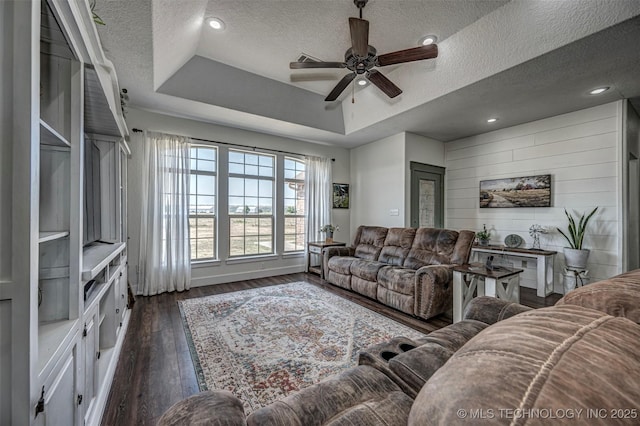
xmin=333 ymin=183 xmax=349 ymax=209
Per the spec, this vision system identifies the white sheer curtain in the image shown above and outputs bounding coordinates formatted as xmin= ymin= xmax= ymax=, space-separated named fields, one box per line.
xmin=305 ymin=156 xmax=332 ymax=246
xmin=138 ymin=131 xmax=191 ymax=296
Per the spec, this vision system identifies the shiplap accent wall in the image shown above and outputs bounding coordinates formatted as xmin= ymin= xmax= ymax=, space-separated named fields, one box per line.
xmin=445 ymin=102 xmax=622 ymax=293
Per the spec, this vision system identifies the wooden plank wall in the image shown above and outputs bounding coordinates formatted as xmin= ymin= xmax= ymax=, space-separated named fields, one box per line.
xmin=445 ymin=102 xmax=622 ymax=292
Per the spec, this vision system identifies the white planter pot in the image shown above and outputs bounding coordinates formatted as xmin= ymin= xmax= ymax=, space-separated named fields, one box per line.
xmin=563 ymin=248 xmax=590 ymax=269
xmin=563 ymin=269 xmax=590 ymax=294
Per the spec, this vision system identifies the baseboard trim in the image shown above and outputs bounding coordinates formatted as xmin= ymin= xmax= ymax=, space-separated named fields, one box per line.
xmin=190 ymin=265 xmax=305 ymax=287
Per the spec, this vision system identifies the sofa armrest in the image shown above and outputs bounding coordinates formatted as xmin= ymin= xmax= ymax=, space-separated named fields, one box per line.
xmin=323 ymin=246 xmax=355 ymax=277
xmin=157 ymin=390 xmax=247 ymax=426
xmin=414 ymin=265 xmax=454 ymax=320
xmin=463 ymin=296 xmax=532 ymax=325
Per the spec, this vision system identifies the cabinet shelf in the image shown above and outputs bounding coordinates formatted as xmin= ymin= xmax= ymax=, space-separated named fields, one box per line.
xmin=38 ymin=231 xmax=70 ymax=244
xmin=38 ymin=319 xmax=77 ymax=377
xmin=40 ymin=119 xmax=71 ymax=148
xmin=84 ymin=280 xmax=110 ymax=314
xmin=82 ymin=242 xmax=125 ymax=281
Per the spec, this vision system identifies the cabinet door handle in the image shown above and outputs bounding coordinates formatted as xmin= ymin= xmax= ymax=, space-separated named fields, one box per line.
xmin=116 ymin=308 xmax=120 ymax=313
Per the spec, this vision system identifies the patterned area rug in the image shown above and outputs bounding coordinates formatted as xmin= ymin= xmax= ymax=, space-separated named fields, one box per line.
xmin=178 ymin=282 xmax=425 ymax=413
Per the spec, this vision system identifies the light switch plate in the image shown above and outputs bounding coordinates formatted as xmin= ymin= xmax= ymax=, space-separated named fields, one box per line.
xmin=389 ymin=209 xmax=399 ymax=216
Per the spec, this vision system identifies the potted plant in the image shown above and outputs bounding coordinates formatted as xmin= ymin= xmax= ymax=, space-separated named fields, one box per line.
xmin=476 ymin=224 xmax=491 ymax=246
xmin=320 ymin=224 xmax=339 ymax=243
xmin=557 ymin=207 xmax=598 ymax=270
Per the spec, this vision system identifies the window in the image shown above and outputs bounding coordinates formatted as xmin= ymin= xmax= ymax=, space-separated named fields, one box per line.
xmin=284 ymin=158 xmax=305 ymax=252
xmin=189 ymin=146 xmax=217 ymax=260
xmin=228 ymin=149 xmax=274 ymax=256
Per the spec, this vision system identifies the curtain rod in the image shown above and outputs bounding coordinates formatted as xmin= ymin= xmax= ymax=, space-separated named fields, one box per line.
xmin=131 ymin=128 xmax=335 ymax=162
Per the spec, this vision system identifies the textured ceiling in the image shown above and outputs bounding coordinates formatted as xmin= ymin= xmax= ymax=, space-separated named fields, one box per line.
xmin=95 ymin=0 xmax=640 ymax=147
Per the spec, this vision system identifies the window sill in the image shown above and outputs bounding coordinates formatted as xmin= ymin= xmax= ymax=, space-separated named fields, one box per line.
xmin=225 ymin=254 xmax=279 ymax=265
xmin=191 ymin=259 xmax=221 ymax=268
xmin=282 ymin=252 xmax=304 ymax=259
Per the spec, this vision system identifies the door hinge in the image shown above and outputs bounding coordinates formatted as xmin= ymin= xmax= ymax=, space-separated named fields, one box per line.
xmin=77 ymin=394 xmax=83 ymax=405
xmin=34 ymin=386 xmax=45 ymax=418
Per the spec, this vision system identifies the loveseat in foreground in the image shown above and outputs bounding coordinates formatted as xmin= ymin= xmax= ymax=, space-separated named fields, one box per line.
xmin=158 ymin=269 xmax=640 ymax=425
xmin=323 ymin=226 xmax=476 ymax=320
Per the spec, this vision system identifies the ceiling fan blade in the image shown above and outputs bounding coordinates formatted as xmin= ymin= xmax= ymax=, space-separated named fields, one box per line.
xmin=290 ymin=61 xmax=346 ymax=69
xmin=367 ymin=70 xmax=402 ymax=98
xmin=325 ymin=73 xmax=356 ymax=101
xmin=377 ymin=44 xmax=438 ymax=67
xmin=349 ymin=17 xmax=369 ymax=58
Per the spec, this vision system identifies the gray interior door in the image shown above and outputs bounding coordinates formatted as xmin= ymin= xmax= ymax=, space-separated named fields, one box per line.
xmin=410 ymin=162 xmax=444 ymax=228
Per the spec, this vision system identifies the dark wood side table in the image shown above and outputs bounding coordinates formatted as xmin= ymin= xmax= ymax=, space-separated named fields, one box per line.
xmin=452 ymin=264 xmax=523 ymax=323
xmin=307 ymin=241 xmax=346 ymax=278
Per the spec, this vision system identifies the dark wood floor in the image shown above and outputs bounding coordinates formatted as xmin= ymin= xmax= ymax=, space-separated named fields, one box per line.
xmin=101 ymin=273 xmax=561 ymax=425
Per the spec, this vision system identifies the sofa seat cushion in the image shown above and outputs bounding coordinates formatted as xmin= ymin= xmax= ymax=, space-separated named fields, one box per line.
xmin=327 ymin=256 xmax=358 ymax=275
xmin=247 ymin=365 xmax=413 ymax=426
xmin=409 ymin=304 xmax=640 ymax=425
xmin=377 ymin=266 xmax=416 ymax=295
xmin=350 ymin=259 xmax=387 ymax=281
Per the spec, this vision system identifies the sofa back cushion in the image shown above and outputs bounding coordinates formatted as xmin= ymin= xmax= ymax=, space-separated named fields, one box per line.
xmin=403 ymin=228 xmax=460 ymax=269
xmin=379 ymin=228 xmax=417 ymax=266
xmin=408 ymin=305 xmax=640 ymax=425
xmin=556 ymin=268 xmax=640 ymax=323
xmin=353 ymin=226 xmax=389 ymax=261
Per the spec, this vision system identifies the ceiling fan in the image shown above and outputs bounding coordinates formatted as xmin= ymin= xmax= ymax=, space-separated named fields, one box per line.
xmin=289 ymin=0 xmax=439 ymax=102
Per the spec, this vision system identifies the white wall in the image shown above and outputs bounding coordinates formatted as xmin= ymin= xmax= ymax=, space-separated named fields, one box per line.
xmin=126 ymin=108 xmax=350 ymax=291
xmin=0 ymin=0 xmax=12 ymax=283
xmin=350 ymin=133 xmax=405 ymax=233
xmin=350 ymin=132 xmax=445 ymax=236
xmin=445 ymin=101 xmax=623 ymax=292
xmin=623 ymin=101 xmax=640 ymax=270
xmin=404 ymin=133 xmax=445 ymax=224
xmin=0 ymin=2 xmax=13 ymax=422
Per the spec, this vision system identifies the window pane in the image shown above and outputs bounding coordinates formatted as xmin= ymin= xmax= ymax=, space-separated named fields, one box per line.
xmin=259 ymin=180 xmax=273 ymax=196
xmin=198 ymin=217 xmax=214 ymax=237
xmin=259 ymin=166 xmax=273 ymax=177
xmin=197 ymin=175 xmax=215 ymax=195
xmin=229 ymin=162 xmax=244 ymax=174
xmin=229 ymin=151 xmax=244 ymax=163
xmin=284 ymin=158 xmax=306 ymax=252
xmin=245 ymin=165 xmax=258 ymax=176
xmin=245 ymin=179 xmax=258 ymax=196
xmin=260 ymin=156 xmax=273 ymax=167
xmin=189 ymin=146 xmax=217 ymax=261
xmin=230 ymin=218 xmax=245 ymax=237
xmin=245 ymin=236 xmax=259 ymax=255
xmin=228 ymin=150 xmax=276 ymax=256
xmin=229 ymin=177 xmax=244 ymax=196
xmin=229 ymin=237 xmax=245 ymax=256
xmin=198 ymin=147 xmax=215 ymax=161
xmin=198 ymin=159 xmax=216 ymax=172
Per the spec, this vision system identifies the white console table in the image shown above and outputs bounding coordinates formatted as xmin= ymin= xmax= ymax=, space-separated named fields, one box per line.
xmin=471 ymin=245 xmax=557 ymax=297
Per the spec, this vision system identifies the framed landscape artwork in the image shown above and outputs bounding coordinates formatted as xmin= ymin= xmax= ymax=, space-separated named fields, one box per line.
xmin=333 ymin=183 xmax=350 ymax=209
xmin=480 ymin=175 xmax=551 ymax=208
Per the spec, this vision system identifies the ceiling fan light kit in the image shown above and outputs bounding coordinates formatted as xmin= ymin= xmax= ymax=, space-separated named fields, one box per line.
xmin=289 ymin=0 xmax=439 ymax=102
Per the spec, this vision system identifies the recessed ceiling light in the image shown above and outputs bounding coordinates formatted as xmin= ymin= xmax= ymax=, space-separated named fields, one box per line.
xmin=589 ymin=86 xmax=610 ymax=95
xmin=487 ymin=118 xmax=498 ymax=123
xmin=419 ymin=35 xmax=438 ymax=46
xmin=357 ymin=79 xmax=367 ymax=86
xmin=206 ymin=17 xmax=225 ymax=30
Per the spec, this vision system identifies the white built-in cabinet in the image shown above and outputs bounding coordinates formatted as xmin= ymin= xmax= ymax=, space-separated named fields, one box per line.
xmin=1 ymin=1 xmax=130 ymax=424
